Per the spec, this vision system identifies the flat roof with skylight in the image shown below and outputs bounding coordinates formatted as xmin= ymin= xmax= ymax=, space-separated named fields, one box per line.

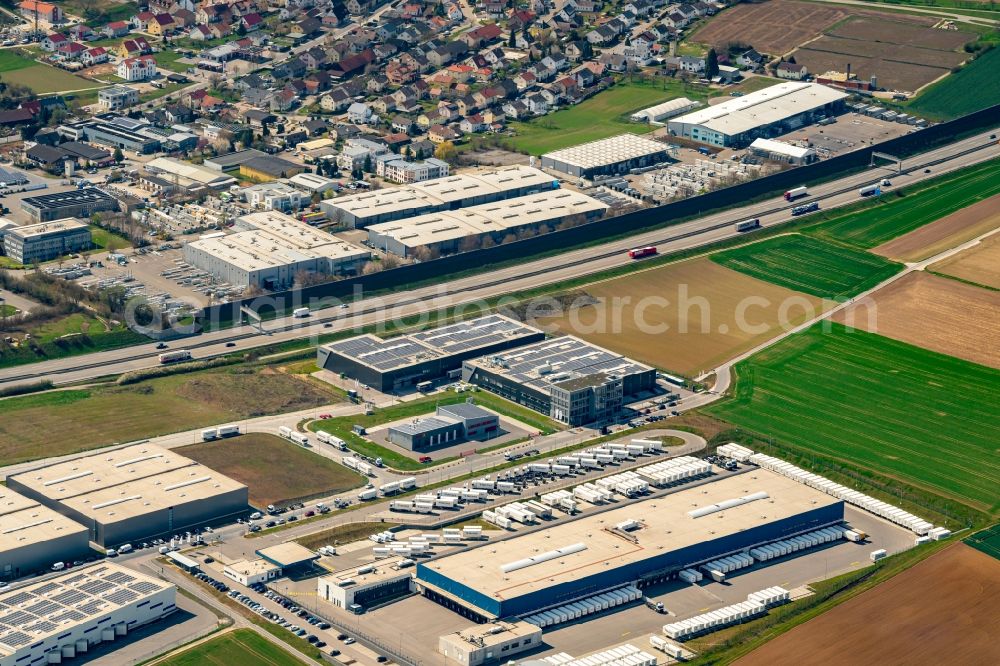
xmin=417 ymin=470 xmax=843 ymax=617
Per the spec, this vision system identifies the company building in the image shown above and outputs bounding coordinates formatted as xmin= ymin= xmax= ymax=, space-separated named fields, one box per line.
xmin=416 ymin=470 xmax=844 ymax=619
xmin=439 ymin=621 xmax=542 ymax=665
xmin=462 ymin=336 xmax=656 ymax=426
xmin=20 ymin=188 xmax=120 ymax=223
xmin=668 ymin=82 xmax=848 ymax=148
xmin=1 ymin=487 xmax=90 ymax=581
xmin=6 ymin=444 xmax=248 ymax=548
xmin=317 ymin=314 xmax=545 ymax=393
xmin=365 ymin=189 xmax=608 ymax=258
xmin=320 ymin=166 xmax=556 ymax=228
xmin=0 ymin=563 xmax=176 ymax=666
xmin=388 ymin=401 xmax=500 ymax=451
xmin=1 ymin=219 xmax=91 ymax=264
xmin=318 ymin=557 xmax=415 ymax=612
xmin=540 ymin=134 xmax=677 ymax=179
xmin=182 ymin=211 xmax=370 ymax=289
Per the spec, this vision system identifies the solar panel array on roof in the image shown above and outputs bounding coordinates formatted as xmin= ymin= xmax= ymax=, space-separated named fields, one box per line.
xmin=0 ymin=563 xmax=170 ymax=651
xmin=324 ymin=314 xmax=542 ymax=372
xmin=484 ymin=336 xmax=653 ymax=390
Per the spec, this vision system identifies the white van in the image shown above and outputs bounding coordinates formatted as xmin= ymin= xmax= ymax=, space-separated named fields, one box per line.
xmin=158 ymin=546 xmax=170 ymax=555
xmin=118 ymin=544 xmax=133 ymax=554
xmin=51 ymin=562 xmax=66 ymax=572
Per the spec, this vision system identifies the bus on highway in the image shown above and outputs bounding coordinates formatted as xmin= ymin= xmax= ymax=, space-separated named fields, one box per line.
xmin=628 ymin=246 xmax=657 ymax=259
xmin=735 ymin=218 xmax=761 ymax=232
xmin=158 ymin=350 xmax=192 ymax=364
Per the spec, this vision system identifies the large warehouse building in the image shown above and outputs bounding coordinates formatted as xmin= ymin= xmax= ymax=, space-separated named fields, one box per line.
xmin=462 ymin=336 xmax=656 ymax=426
xmin=320 ymin=166 xmax=556 ymax=228
xmin=668 ymin=82 xmax=848 ymax=148
xmin=1 ymin=486 xmax=90 ymax=581
xmin=7 ymin=444 xmax=249 ymax=547
xmin=365 ymin=189 xmax=608 ymax=258
xmin=540 ymin=134 xmax=677 ymax=179
xmin=317 ymin=314 xmax=545 ymax=393
xmin=416 ymin=470 xmax=844 ymax=619
xmin=182 ymin=211 xmax=370 ymax=289
xmin=0 ymin=563 xmax=176 ymax=666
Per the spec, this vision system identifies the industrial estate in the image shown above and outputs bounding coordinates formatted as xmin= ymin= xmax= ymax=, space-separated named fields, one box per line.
xmin=0 ymin=0 xmax=998 ymax=665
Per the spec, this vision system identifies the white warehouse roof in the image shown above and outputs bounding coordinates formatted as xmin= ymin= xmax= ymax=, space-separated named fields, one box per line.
xmin=367 ymin=190 xmax=608 ymax=250
xmin=542 ymin=134 xmax=672 ymax=169
xmin=631 ymin=97 xmax=699 ymax=122
xmin=323 ymin=166 xmax=554 ymax=217
xmin=671 ymin=82 xmax=848 ymax=137
xmin=749 ymin=138 xmax=816 ymax=160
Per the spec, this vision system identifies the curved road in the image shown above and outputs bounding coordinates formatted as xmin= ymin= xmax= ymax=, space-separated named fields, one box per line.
xmin=1 ymin=129 xmax=998 ymax=390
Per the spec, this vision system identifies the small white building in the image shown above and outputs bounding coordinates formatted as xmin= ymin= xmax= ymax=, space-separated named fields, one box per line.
xmin=117 ymin=55 xmax=157 ymax=81
xmin=318 ymin=557 xmax=414 ymax=611
xmin=439 ymin=621 xmax=543 ymax=665
xmin=748 ymin=137 xmax=817 ymax=165
xmin=244 ymin=182 xmax=304 ymax=212
xmin=224 ymin=558 xmax=282 ymax=586
xmin=630 ymin=97 xmax=699 ymax=124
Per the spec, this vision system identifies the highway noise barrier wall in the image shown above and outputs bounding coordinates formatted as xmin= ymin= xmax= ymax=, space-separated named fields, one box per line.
xmin=202 ymin=104 xmax=1000 ymax=325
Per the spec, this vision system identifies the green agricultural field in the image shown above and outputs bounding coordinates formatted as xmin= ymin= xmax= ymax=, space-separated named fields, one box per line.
xmin=177 ymin=433 xmax=365 ymax=507
xmin=965 ymin=524 xmax=1000 ymax=561
xmin=508 ymin=81 xmax=705 ymax=155
xmin=909 ymin=47 xmax=1000 ymax=120
xmin=707 ymin=323 xmax=1000 ymax=513
xmin=0 ymin=366 xmax=339 ymax=465
xmin=804 ymin=157 xmax=1000 ymax=248
xmin=710 ymin=234 xmax=902 ymax=299
xmin=158 ymin=629 xmax=306 ymax=666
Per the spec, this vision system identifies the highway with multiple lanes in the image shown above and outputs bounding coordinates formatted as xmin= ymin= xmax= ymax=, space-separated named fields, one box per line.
xmin=2 ymin=129 xmax=997 ymax=389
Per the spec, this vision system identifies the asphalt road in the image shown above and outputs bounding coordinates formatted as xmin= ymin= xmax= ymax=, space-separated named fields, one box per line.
xmin=1 ymin=129 xmax=997 ymax=390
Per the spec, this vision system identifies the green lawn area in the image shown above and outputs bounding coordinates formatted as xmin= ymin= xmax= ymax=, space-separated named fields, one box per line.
xmin=140 ymin=81 xmax=185 ymax=103
xmin=0 ymin=50 xmax=37 ymax=72
xmin=309 ymin=390 xmax=563 ymax=470
xmin=0 ymin=313 xmax=143 ymax=369
xmin=177 ymin=433 xmax=366 ymax=508
xmin=908 ymin=47 xmax=1000 ymax=120
xmin=0 ymin=365 xmax=340 ymax=465
xmin=803 ymin=157 xmax=1000 ymax=248
xmin=0 ymin=257 xmax=24 ymax=269
xmin=153 ymin=50 xmax=194 ymax=74
xmin=157 ymin=629 xmax=306 ymax=666
xmin=88 ymin=225 xmax=131 ymax=251
xmin=296 ymin=522 xmax=388 ymax=550
xmin=0 ymin=304 xmax=18 ymax=317
xmin=1 ymin=63 xmax=105 ymax=95
xmin=710 ymin=234 xmax=902 ymax=299
xmin=706 ymin=323 xmax=1000 ymax=513
xmin=509 ymin=81 xmax=706 ymax=155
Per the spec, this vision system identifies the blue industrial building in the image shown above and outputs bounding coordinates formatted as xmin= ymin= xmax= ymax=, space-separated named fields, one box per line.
xmin=416 ymin=471 xmax=844 ymax=619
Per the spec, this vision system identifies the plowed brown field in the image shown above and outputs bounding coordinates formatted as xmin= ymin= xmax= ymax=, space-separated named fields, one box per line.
xmin=929 ymin=233 xmax=1000 ymax=289
xmin=536 ymin=257 xmax=825 ymax=376
xmin=872 ymin=193 xmax=1000 ymax=262
xmin=690 ymin=0 xmax=932 ymax=55
xmin=833 ymin=272 xmax=1000 ymax=368
xmin=736 ymin=544 xmax=1000 ymax=666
